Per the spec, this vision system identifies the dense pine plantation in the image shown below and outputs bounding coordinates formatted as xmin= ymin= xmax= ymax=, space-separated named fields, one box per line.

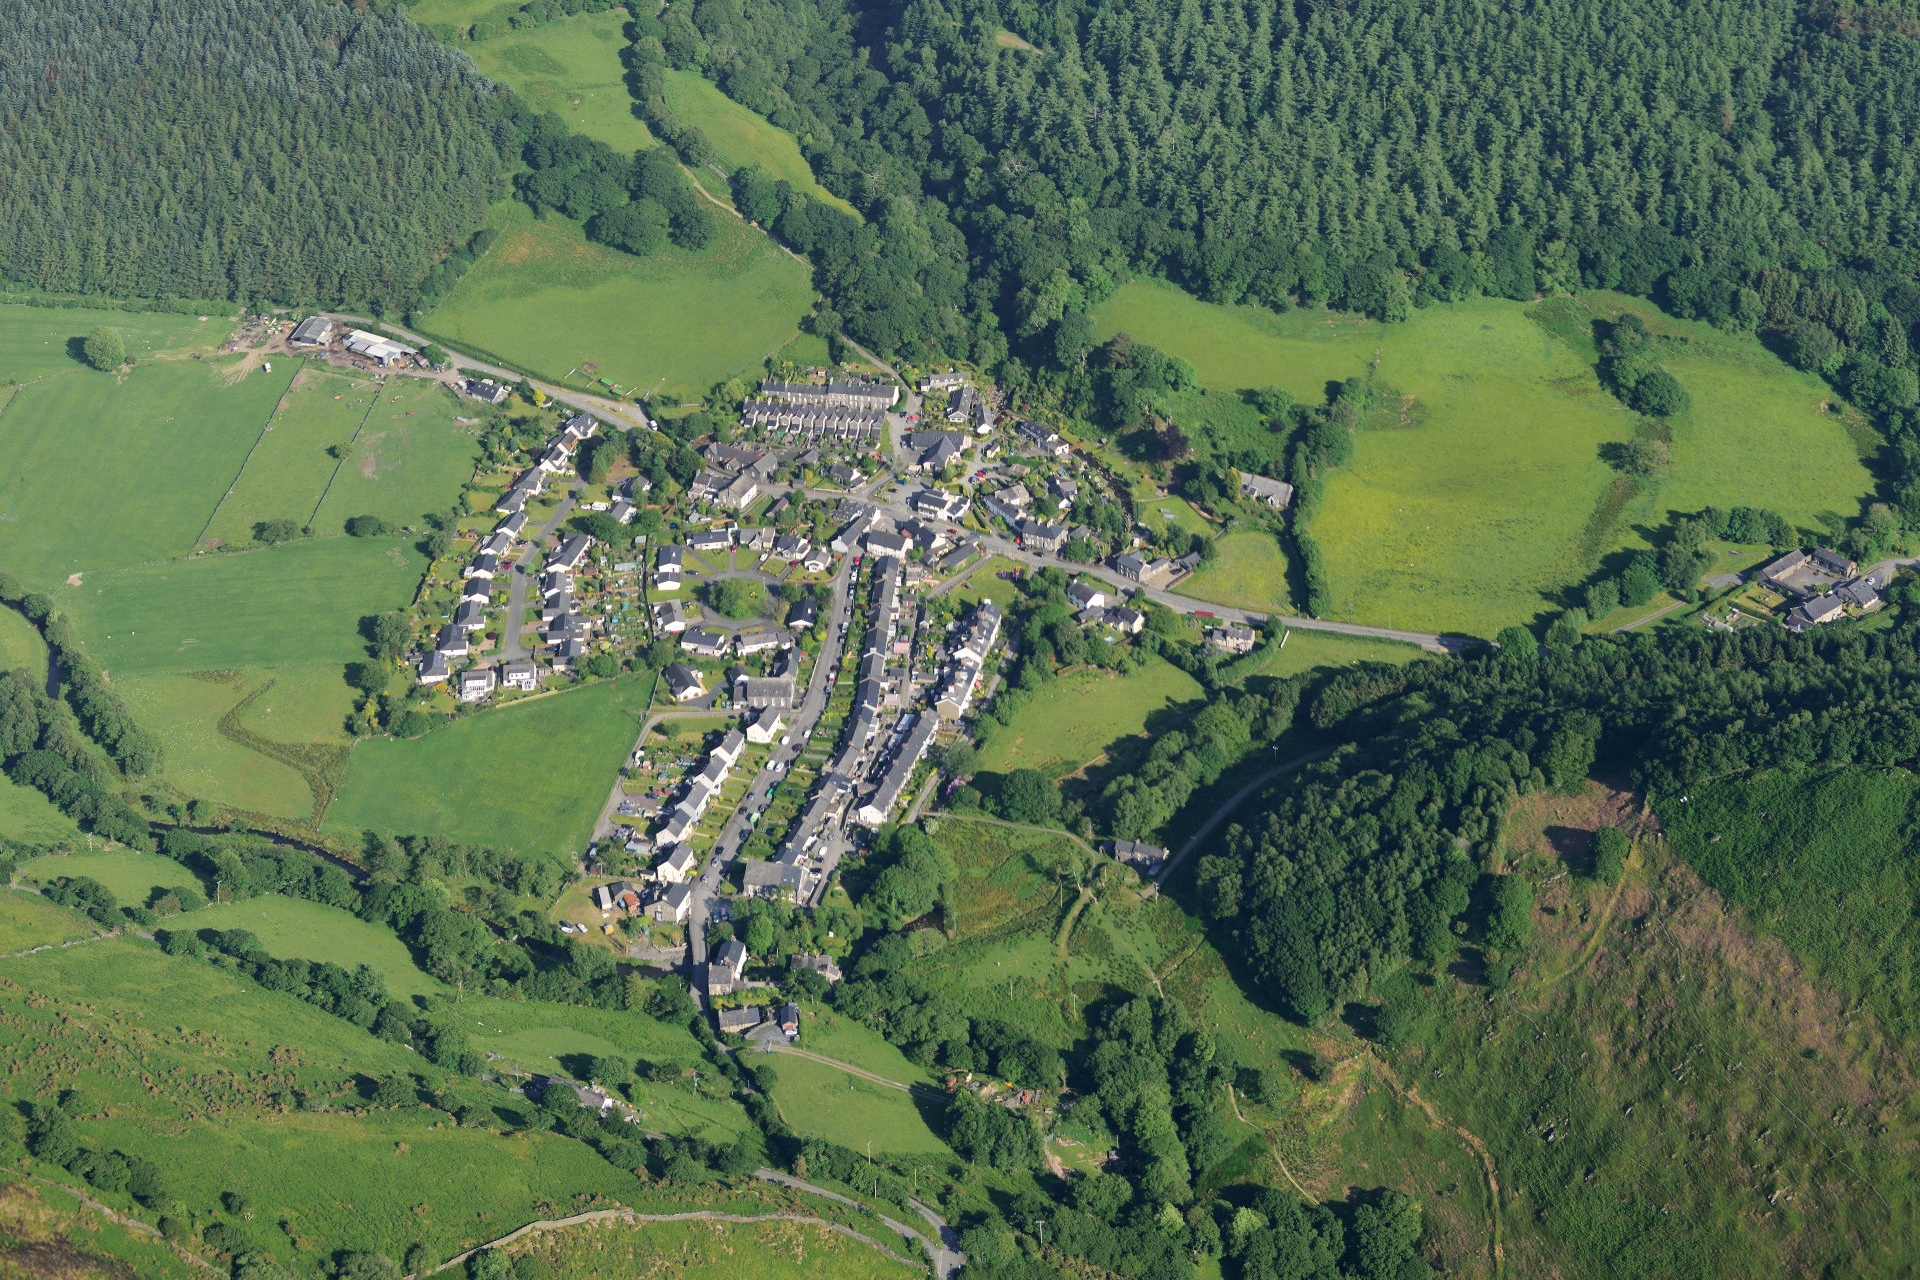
xmin=0 ymin=0 xmax=505 ymax=310
xmin=643 ymin=0 xmax=1920 ymax=437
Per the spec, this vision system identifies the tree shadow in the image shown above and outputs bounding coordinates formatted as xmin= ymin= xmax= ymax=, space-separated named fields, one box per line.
xmin=64 ymin=336 xmax=89 ymax=366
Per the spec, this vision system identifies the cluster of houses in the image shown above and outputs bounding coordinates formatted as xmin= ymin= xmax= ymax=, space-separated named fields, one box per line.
xmin=716 ymin=999 xmax=801 ymax=1040
xmin=1760 ymin=547 xmax=1883 ymax=632
xmin=1063 ymin=581 xmax=1147 ymax=635
xmin=919 ymin=370 xmax=998 ymax=434
xmin=740 ymin=371 xmax=898 ymax=442
xmin=934 ymin=603 xmax=1002 ymax=721
xmin=417 ymin=413 xmax=624 ymax=697
xmin=689 ymin=442 xmax=780 ymax=512
xmin=652 ymin=727 xmax=748 ymax=858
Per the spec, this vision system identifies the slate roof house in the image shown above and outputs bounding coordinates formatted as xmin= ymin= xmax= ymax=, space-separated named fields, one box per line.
xmin=663 ymin=663 xmax=706 ymax=701
xmin=1238 ymin=472 xmax=1295 ymax=508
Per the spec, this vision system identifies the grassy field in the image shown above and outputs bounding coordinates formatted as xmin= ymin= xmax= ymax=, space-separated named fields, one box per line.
xmin=443 ymin=7 xmax=658 ymax=154
xmin=441 ymin=993 xmax=752 ymax=1140
xmin=509 ymin=1215 xmax=923 ymax=1280
xmin=0 ymin=889 xmax=97 ymax=951
xmin=311 ymin=375 xmax=484 ymax=532
xmin=203 ymin=367 xmax=380 ymax=546
xmin=0 ymin=936 xmax=657 ymax=1272
xmin=1252 ymin=627 xmax=1426 ymax=678
xmin=1092 ymin=280 xmax=1876 ymax=636
xmin=1176 ymin=529 xmax=1294 ymax=613
xmin=189 ymin=894 xmax=442 ymax=999
xmin=660 ymin=70 xmax=858 ymax=217
xmin=18 ymin=849 xmax=196 ymax=907
xmin=755 ymin=1050 xmax=952 ymax=1156
xmin=976 ymin=656 xmax=1202 ymax=779
xmin=0 ymin=356 xmax=296 ymax=587
xmin=325 ymin=677 xmax=650 ymax=861
xmin=116 ymin=671 xmax=318 ymax=817
xmin=0 ymin=600 xmax=48 ymax=676
xmin=797 ymin=1010 xmax=937 ymax=1086
xmin=0 ymin=773 xmax=81 ymax=845
xmin=1560 ymin=293 xmax=1875 ymax=537
xmin=0 ymin=303 xmax=224 ymax=382
xmin=60 ymin=537 xmax=425 ymax=675
xmin=419 ymin=202 xmax=814 ymax=401
xmin=1660 ymin=767 xmax=1920 ymax=1031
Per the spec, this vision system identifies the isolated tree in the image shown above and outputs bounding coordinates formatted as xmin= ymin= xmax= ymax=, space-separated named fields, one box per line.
xmin=1630 ymin=369 xmax=1690 ymax=417
xmin=1590 ymin=826 xmax=1630 ymax=883
xmin=82 ymin=327 xmax=126 ymax=371
xmin=344 ymin=514 xmax=391 ymax=537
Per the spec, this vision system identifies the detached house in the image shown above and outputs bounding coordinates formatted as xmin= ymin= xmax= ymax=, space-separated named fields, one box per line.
xmin=1238 ymin=472 xmax=1295 ymax=509
xmin=663 ymin=663 xmax=706 ymax=701
xmin=458 ymin=667 xmax=497 ymax=703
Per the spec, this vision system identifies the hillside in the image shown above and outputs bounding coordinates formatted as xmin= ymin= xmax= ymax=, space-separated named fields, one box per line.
xmin=0 ymin=0 xmax=503 ymax=311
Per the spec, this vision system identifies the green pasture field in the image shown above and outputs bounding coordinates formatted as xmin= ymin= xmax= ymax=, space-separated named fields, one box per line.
xmin=1 ymin=936 xmax=651 ymax=1271
xmin=0 ymin=303 xmax=224 ymax=383
xmin=419 ymin=202 xmax=814 ymax=402
xmin=1254 ymin=627 xmax=1425 ymax=678
xmin=976 ymin=656 xmax=1202 ymax=779
xmin=1580 ymin=292 xmax=1875 ymax=535
xmin=443 ymin=993 xmax=752 ymax=1139
xmin=1134 ymin=491 xmax=1218 ymax=539
xmin=116 ymin=671 xmax=318 ymax=818
xmin=203 ymin=366 xmax=380 ymax=546
xmin=661 ymin=69 xmax=859 ymax=217
xmin=755 ymin=1050 xmax=952 ymax=1156
xmin=1092 ymin=279 xmax=1876 ymax=636
xmin=325 ymin=677 xmax=650 ymax=861
xmin=1175 ymin=529 xmax=1294 ymax=614
xmin=455 ymin=8 xmax=658 ymax=155
xmin=795 ymin=1009 xmax=937 ymax=1086
xmin=233 ymin=659 xmax=362 ymax=745
xmin=190 ymin=894 xmax=441 ymax=999
xmin=0 ymin=357 xmax=297 ymax=588
xmin=0 ymin=601 xmax=49 ymax=676
xmin=312 ymin=375 xmax=485 ymax=532
xmin=945 ymin=555 xmax=1025 ymax=607
xmin=0 ymin=773 xmax=81 ymax=846
xmin=0 ymin=889 xmax=96 ymax=951
xmin=60 ymin=537 xmax=425 ymax=675
xmin=510 ymin=1215 xmax=923 ymax=1280
xmin=1660 ymin=767 xmax=1920 ymax=1031
xmin=18 ymin=849 xmax=195 ymax=906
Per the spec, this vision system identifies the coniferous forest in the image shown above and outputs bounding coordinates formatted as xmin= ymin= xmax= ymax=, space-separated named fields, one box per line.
xmin=0 ymin=0 xmax=505 ymax=311
xmin=641 ymin=0 xmax=1920 ymax=430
